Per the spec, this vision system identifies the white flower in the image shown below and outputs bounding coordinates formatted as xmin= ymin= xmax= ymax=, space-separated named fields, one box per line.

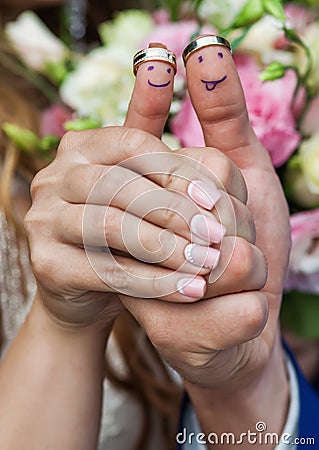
xmin=162 ymin=133 xmax=181 ymax=151
xmin=198 ymin=0 xmax=246 ymax=30
xmin=296 ymin=22 xmax=319 ymax=93
xmin=60 ymin=46 xmax=135 ymax=126
xmin=299 ymin=133 xmax=319 ymax=195
xmin=99 ymin=10 xmax=153 ymax=54
xmin=239 ymin=15 xmax=293 ymax=65
xmin=5 ymin=11 xmax=66 ymax=72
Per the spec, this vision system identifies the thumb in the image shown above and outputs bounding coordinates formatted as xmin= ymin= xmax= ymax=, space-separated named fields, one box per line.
xmin=184 ymin=35 xmax=266 ymax=168
xmin=124 ymin=42 xmax=175 ymax=138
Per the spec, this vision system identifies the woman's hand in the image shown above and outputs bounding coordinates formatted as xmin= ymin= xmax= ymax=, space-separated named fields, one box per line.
xmin=24 ymin=54 xmax=232 ymax=330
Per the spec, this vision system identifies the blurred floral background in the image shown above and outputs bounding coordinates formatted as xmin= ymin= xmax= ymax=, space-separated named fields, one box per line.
xmin=1 ymin=0 xmax=319 ymax=338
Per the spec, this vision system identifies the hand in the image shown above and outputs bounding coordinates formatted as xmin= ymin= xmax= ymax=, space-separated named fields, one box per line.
xmin=120 ymin=39 xmax=291 ymax=437
xmin=24 ymin=55 xmax=232 ymax=330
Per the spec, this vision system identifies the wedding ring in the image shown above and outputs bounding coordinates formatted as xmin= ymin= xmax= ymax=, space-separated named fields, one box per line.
xmin=182 ymin=34 xmax=232 ymax=65
xmin=133 ymin=43 xmax=177 ymax=75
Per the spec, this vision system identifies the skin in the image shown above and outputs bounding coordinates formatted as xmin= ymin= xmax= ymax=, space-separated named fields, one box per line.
xmin=0 ymin=39 xmax=289 ymax=450
xmin=197 ymin=50 xmax=227 ymax=91
xmin=147 ymin=64 xmax=173 ymax=88
xmin=123 ymin=44 xmax=291 ymax=447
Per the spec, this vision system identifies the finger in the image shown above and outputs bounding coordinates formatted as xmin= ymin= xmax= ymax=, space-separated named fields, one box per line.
xmin=175 ymin=147 xmax=247 ymax=204
xmin=121 ymin=290 xmax=268 ymax=353
xmin=125 ymin=43 xmax=175 ymax=138
xmin=204 ymin=236 xmax=267 ymax=298
xmin=53 ymin=127 xmax=247 ymax=208
xmin=184 ymin=36 xmax=264 ymax=163
xmin=29 ymin=240 xmax=207 ymax=303
xmin=53 ymin=203 xmax=220 ymax=275
xmin=212 ymin=191 xmax=256 ymax=244
xmin=52 ymin=204 xmax=261 ymax=293
xmin=60 ymin=164 xmax=226 ymax=246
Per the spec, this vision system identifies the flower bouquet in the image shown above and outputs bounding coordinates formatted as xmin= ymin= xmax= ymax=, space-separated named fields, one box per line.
xmin=1 ymin=0 xmax=319 ymax=338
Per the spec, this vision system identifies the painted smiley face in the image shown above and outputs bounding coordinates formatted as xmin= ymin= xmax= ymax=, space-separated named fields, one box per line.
xmin=147 ymin=65 xmax=172 ymax=88
xmin=198 ymin=52 xmax=227 ymax=91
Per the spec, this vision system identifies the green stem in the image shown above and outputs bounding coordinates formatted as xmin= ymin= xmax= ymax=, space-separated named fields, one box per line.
xmin=0 ymin=52 xmax=58 ymax=103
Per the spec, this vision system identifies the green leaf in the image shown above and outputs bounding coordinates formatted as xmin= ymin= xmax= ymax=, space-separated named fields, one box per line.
xmin=44 ymin=60 xmax=68 ymax=85
xmin=40 ymin=135 xmax=60 ymax=152
xmin=64 ymin=117 xmax=101 ymax=131
xmin=284 ymin=27 xmax=303 ymax=46
xmin=262 ymin=0 xmax=286 ymax=21
xmin=259 ymin=61 xmax=287 ymax=81
xmin=2 ymin=123 xmax=40 ymax=152
xmin=281 ymin=291 xmax=319 ymax=339
xmin=231 ymin=0 xmax=264 ymax=28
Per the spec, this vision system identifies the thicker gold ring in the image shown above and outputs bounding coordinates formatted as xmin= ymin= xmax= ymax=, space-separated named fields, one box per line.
xmin=133 ymin=46 xmax=177 ymax=76
xmin=182 ymin=34 xmax=232 ymax=65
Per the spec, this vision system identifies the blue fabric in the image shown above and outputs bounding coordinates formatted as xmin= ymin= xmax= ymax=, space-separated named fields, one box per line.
xmin=177 ymin=344 xmax=319 ymax=449
xmin=283 ymin=343 xmax=319 ymax=449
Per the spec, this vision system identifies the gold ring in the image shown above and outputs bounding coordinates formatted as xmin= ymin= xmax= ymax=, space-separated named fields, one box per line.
xmin=133 ymin=43 xmax=177 ymax=76
xmin=182 ymin=34 xmax=232 ymax=65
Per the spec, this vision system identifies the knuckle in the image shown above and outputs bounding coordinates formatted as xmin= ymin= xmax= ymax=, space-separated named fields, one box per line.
xmin=29 ymin=246 xmax=57 ymax=288
xmin=242 ymin=293 xmax=268 ymax=338
xmin=29 ymin=169 xmax=47 ymax=199
xmin=119 ymin=127 xmax=150 ymax=157
xmin=24 ymin=208 xmax=48 ymax=237
xmin=103 ymin=263 xmax=132 ymax=290
xmin=30 ymin=166 xmax=59 ymax=200
xmin=104 ymin=208 xmax=119 ymax=245
xmin=160 ymin=192 xmax=188 ymax=227
xmin=160 ymin=204 xmax=179 ymax=227
xmin=156 ymin=230 xmax=177 ymax=263
xmin=232 ymin=238 xmax=254 ymax=281
xmin=56 ymin=130 xmax=78 ymax=157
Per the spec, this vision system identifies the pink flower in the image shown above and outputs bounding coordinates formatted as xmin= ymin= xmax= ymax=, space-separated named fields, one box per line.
xmin=170 ymin=53 xmax=301 ymax=162
xmin=171 ymin=95 xmax=204 ymax=147
xmin=236 ymin=53 xmax=301 ymax=167
xmin=152 ymin=9 xmax=170 ymax=25
xmin=285 ymin=4 xmax=317 ymax=35
xmin=145 ymin=23 xmax=216 ymax=77
xmin=285 ymin=209 xmax=319 ymax=294
xmin=40 ymin=104 xmax=72 ymax=137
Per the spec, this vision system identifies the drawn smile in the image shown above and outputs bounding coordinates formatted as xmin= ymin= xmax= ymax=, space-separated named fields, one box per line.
xmin=148 ymin=79 xmax=171 ymax=88
xmin=201 ymin=75 xmax=227 ymax=91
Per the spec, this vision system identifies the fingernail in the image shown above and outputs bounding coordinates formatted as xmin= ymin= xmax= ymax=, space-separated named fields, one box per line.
xmin=188 ymin=180 xmax=221 ymax=210
xmin=184 ymin=243 xmax=220 ymax=269
xmin=190 ymin=214 xmax=226 ymax=243
xmin=177 ymin=277 xmax=206 ymax=298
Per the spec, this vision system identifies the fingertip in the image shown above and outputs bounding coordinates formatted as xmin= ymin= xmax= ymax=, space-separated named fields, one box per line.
xmin=125 ymin=44 xmax=176 ymax=137
xmin=177 ymin=276 xmax=206 ymax=300
xmin=183 ymin=35 xmax=255 ymax=153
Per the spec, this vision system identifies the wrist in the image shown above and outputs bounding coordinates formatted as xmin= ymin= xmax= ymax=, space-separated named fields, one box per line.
xmin=184 ymin=334 xmax=289 ymax=449
xmin=27 ymin=290 xmax=112 ymax=352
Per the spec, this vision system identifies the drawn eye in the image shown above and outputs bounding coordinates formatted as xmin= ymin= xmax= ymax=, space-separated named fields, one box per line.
xmin=198 ymin=55 xmax=203 ymax=63
xmin=167 ymin=67 xmax=172 ymax=74
xmin=147 ymin=65 xmax=154 ymax=71
xmin=218 ymin=52 xmax=224 ymax=59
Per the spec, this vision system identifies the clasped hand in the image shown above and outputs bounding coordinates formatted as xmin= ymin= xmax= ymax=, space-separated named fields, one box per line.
xmin=25 ymin=41 xmax=290 ymax=397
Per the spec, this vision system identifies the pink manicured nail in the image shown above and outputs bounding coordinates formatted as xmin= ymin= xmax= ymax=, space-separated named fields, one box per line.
xmin=184 ymin=243 xmax=220 ymax=268
xmin=188 ymin=180 xmax=221 ymax=210
xmin=177 ymin=277 xmax=206 ymax=298
xmin=190 ymin=214 xmax=226 ymax=243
